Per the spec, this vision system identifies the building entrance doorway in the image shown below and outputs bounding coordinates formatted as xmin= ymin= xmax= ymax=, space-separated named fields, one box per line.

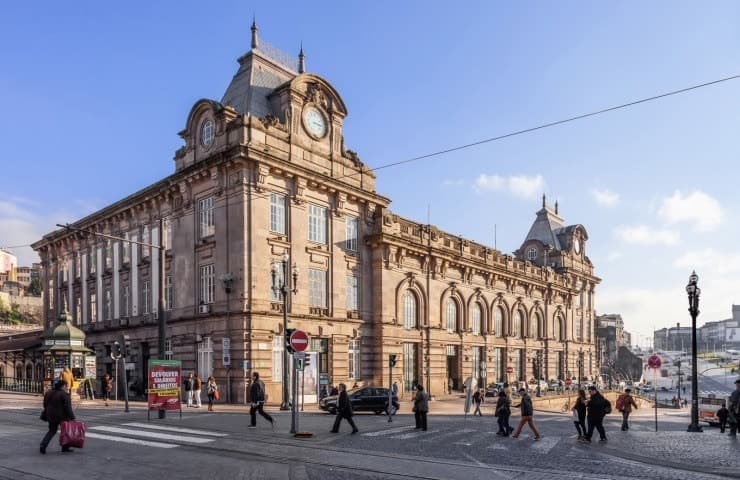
xmin=446 ymin=345 xmax=460 ymax=392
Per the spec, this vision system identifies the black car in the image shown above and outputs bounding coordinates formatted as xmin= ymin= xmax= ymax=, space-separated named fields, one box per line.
xmin=319 ymin=386 xmax=399 ymax=414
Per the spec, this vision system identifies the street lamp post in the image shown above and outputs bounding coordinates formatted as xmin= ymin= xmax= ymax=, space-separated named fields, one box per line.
xmin=686 ymin=271 xmax=703 ymax=432
xmin=272 ymin=253 xmax=298 ymax=411
xmin=577 ymin=347 xmax=584 ymax=385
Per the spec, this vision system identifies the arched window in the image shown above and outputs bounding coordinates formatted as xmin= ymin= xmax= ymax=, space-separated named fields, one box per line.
xmin=494 ymin=307 xmax=503 ymax=338
xmin=471 ymin=304 xmax=482 ymax=336
xmin=531 ymin=313 xmax=538 ymax=339
xmin=403 ymin=290 xmax=417 ymax=330
xmin=538 ymin=312 xmax=545 ymax=339
xmin=554 ymin=316 xmax=564 ymax=341
xmin=513 ymin=310 xmax=524 ymax=339
xmin=446 ymin=298 xmax=457 ymax=333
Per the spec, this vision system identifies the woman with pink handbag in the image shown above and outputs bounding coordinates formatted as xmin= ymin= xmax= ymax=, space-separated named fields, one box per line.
xmin=40 ymin=380 xmax=76 ymax=454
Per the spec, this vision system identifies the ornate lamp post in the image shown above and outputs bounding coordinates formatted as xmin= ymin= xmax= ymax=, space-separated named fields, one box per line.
xmin=686 ymin=271 xmax=703 ymax=432
xmin=272 ymin=252 xmax=299 ymax=411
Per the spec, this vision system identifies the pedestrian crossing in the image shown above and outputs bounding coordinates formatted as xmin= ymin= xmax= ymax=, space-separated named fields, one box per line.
xmin=86 ymin=422 xmax=228 ymax=449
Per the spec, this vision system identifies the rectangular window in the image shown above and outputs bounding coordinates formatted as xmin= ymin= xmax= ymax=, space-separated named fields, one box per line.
xmin=165 ymin=275 xmax=172 ymax=311
xmin=105 ymin=290 xmax=111 ymax=320
xmin=270 ymin=263 xmax=284 ymax=302
xmin=122 ymin=285 xmax=129 ymax=317
xmin=346 ymin=275 xmax=358 ymax=311
xmin=403 ymin=343 xmax=417 ymax=392
xmin=307 ymin=204 xmax=327 ymax=244
xmin=165 ymin=217 xmax=173 ymax=251
xmin=345 ymin=216 xmax=358 ymax=251
xmin=269 ymin=193 xmax=286 ymax=235
xmin=494 ymin=348 xmax=504 ymax=383
xmin=48 ymin=280 xmax=54 ymax=310
xmin=199 ymin=197 xmax=215 ymax=238
xmin=90 ymin=293 xmax=97 ymax=323
xmin=272 ymin=336 xmax=283 ymax=382
xmin=75 ymin=297 xmax=81 ymax=325
xmin=75 ymin=254 xmax=81 ymax=278
xmin=142 ymin=225 xmax=150 ymax=258
xmin=123 ymin=233 xmax=131 ymax=264
xmin=142 ymin=281 xmax=150 ymax=315
xmin=89 ymin=247 xmax=96 ymax=274
xmin=200 ymin=264 xmax=215 ymax=305
xmin=348 ymin=339 xmax=360 ymax=380
xmin=308 ymin=268 xmax=327 ymax=308
xmin=61 ymin=260 xmax=67 ymax=283
xmin=196 ymin=337 xmax=212 ymax=381
xmin=105 ymin=240 xmax=113 ymax=269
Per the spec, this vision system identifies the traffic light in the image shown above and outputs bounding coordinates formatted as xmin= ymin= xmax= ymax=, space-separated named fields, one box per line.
xmin=112 ymin=341 xmax=122 ymax=359
xmin=285 ymin=328 xmax=296 ymax=354
xmin=389 ymin=354 xmax=397 ymax=367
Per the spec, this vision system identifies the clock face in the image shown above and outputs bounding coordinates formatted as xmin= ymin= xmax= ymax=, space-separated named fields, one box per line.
xmin=303 ymin=107 xmax=327 ymax=138
xmin=574 ymin=238 xmax=581 ymax=254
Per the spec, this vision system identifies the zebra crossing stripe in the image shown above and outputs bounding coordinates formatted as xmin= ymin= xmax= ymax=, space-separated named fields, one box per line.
xmin=123 ymin=422 xmax=228 ymax=437
xmin=89 ymin=426 xmax=214 ymax=444
xmin=361 ymin=425 xmax=415 ymax=437
xmin=86 ymin=432 xmax=179 ymax=449
xmin=390 ymin=429 xmax=441 ymax=439
xmin=529 ymin=436 xmax=559 ymax=453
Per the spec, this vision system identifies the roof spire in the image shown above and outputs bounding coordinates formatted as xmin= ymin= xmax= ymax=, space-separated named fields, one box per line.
xmin=251 ymin=16 xmax=259 ymax=49
xmin=555 ymin=199 xmax=559 ymax=215
xmin=542 ymin=193 xmax=546 ymax=208
xmin=298 ymin=42 xmax=305 ymax=73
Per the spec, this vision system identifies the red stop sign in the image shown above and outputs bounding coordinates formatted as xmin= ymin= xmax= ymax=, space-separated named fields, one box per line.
xmin=290 ymin=330 xmax=309 ymax=352
xmin=565 ymin=378 xmax=572 ymax=386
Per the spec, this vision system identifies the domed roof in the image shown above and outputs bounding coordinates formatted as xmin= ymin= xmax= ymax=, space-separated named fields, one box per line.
xmin=41 ymin=310 xmax=92 ymax=353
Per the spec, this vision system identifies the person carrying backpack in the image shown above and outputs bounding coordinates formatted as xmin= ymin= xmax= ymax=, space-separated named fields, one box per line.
xmin=617 ymin=388 xmax=638 ymax=431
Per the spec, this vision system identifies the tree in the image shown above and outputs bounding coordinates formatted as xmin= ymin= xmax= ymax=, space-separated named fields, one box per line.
xmin=26 ymin=277 xmax=42 ymax=296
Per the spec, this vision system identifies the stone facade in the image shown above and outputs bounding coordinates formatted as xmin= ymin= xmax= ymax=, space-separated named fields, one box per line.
xmin=32 ymin=25 xmax=599 ymax=403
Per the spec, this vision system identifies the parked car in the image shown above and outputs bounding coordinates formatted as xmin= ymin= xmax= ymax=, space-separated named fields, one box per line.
xmin=319 ymin=386 xmax=399 ymax=415
xmin=548 ymin=380 xmax=562 ymax=391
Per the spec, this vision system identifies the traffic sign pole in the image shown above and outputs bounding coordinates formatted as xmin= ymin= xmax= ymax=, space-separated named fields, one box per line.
xmin=647 ymin=353 xmax=662 ymax=432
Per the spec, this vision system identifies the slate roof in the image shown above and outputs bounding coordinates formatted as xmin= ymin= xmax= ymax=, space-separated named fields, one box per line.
xmin=523 ymin=206 xmax=566 ymax=250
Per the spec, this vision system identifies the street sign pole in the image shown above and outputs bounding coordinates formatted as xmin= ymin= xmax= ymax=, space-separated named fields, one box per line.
xmin=647 ymin=353 xmax=662 ymax=432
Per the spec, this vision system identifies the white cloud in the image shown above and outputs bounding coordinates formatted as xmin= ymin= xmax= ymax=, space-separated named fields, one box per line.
xmin=658 ymin=190 xmax=723 ymax=232
xmin=673 ymin=248 xmax=740 ymax=275
xmin=614 ymin=225 xmax=680 ymax=246
xmin=474 ymin=174 xmax=544 ymax=199
xmin=606 ymin=251 xmax=623 ymax=262
xmin=591 ymin=188 xmax=620 ymax=207
xmin=441 ymin=179 xmax=465 ymax=187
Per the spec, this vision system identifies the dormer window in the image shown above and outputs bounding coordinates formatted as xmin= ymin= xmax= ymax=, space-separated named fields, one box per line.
xmin=200 ymin=119 xmax=214 ymax=147
xmin=527 ymin=247 xmax=537 ymax=261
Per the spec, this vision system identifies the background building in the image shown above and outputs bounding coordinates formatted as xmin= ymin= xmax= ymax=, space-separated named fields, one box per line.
xmin=32 ymin=25 xmax=599 ymax=402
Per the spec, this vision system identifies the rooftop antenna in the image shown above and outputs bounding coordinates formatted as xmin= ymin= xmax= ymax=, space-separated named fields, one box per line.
xmin=251 ymin=16 xmax=259 ymax=49
xmin=298 ymin=42 xmax=305 ymax=73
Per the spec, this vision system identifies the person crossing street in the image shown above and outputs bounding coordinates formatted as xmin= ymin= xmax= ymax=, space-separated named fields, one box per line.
xmin=331 ymin=383 xmax=358 ymax=434
xmin=617 ymin=388 xmax=638 ymax=431
xmin=248 ymin=372 xmax=274 ymax=428
xmin=511 ymin=388 xmax=541 ymax=440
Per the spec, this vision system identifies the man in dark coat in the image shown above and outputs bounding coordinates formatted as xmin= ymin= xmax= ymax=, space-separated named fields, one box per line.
xmin=512 ymin=388 xmax=541 ymax=439
xmin=248 ymin=371 xmax=274 ymax=428
xmin=331 ymin=383 xmax=358 ymax=433
xmin=717 ymin=402 xmax=730 ymax=433
xmin=582 ymin=385 xmax=608 ymax=442
xmin=40 ymin=380 xmax=76 ymax=454
xmin=413 ymin=383 xmax=429 ymax=431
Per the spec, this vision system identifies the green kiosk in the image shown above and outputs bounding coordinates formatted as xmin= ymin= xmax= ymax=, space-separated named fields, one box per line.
xmin=40 ymin=309 xmax=96 ymax=396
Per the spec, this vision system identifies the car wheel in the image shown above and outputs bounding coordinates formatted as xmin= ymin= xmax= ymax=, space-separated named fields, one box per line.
xmin=328 ymin=407 xmax=337 ymax=415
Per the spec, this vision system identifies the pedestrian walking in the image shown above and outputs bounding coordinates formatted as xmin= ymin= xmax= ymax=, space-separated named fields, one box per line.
xmin=717 ymin=403 xmax=729 ymax=433
xmin=495 ymin=390 xmax=512 ymax=436
xmin=101 ymin=373 xmax=112 ymax=406
xmin=330 ymin=383 xmax=359 ymax=433
xmin=572 ymin=389 xmax=587 ymax=439
xmin=472 ymin=388 xmax=483 ymax=416
xmin=184 ymin=372 xmax=195 ymax=407
xmin=582 ymin=385 xmax=608 ymax=442
xmin=617 ymin=388 xmax=638 ymax=431
xmin=60 ymin=367 xmax=74 ymax=395
xmin=39 ymin=380 xmax=76 ymax=454
xmin=248 ymin=372 xmax=274 ymax=428
xmin=503 ymin=382 xmax=512 ymax=400
xmin=82 ymin=377 xmax=94 ymax=400
xmin=413 ymin=383 xmax=429 ymax=431
xmin=512 ymin=388 xmax=541 ymax=440
xmin=727 ymin=378 xmax=740 ymax=437
xmin=206 ymin=376 xmax=218 ymax=412
xmin=193 ymin=374 xmax=203 ymax=408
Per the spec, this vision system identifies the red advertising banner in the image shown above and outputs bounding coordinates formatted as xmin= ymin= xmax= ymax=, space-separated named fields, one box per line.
xmin=147 ymin=359 xmax=182 ymax=411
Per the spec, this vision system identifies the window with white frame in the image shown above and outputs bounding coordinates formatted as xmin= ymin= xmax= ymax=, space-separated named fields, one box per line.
xmin=105 ymin=290 xmax=111 ymax=320
xmin=308 ymin=268 xmax=327 ymax=308
xmin=142 ymin=225 xmax=150 ymax=258
xmin=123 ymin=233 xmax=131 ymax=263
xmin=90 ymin=292 xmax=97 ymax=322
xmin=142 ymin=281 xmax=150 ymax=314
xmin=554 ymin=316 xmax=563 ymax=341
xmin=75 ymin=254 xmax=81 ymax=278
xmin=165 ymin=275 xmax=172 ymax=311
xmin=60 ymin=259 xmax=67 ymax=282
xmin=346 ymin=275 xmax=358 ymax=311
xmin=345 ymin=216 xmax=358 ymax=251
xmin=269 ymin=193 xmax=286 ymax=235
xmin=272 ymin=336 xmax=283 ymax=382
xmin=89 ymin=247 xmax=96 ymax=274
xmin=270 ymin=262 xmax=284 ymax=302
xmin=403 ymin=290 xmax=417 ymax=330
xmin=307 ymin=204 xmax=327 ymax=244
xmin=531 ymin=313 xmax=538 ymax=338
xmin=165 ymin=218 xmax=173 ymax=251
xmin=446 ymin=298 xmax=457 ymax=333
xmin=537 ymin=312 xmax=545 ymax=339
xmin=122 ymin=285 xmax=129 ymax=317
xmin=494 ymin=307 xmax=503 ymax=338
xmin=575 ymin=315 xmax=582 ymax=341
xmin=200 ymin=264 xmax=215 ymax=305
xmin=471 ymin=303 xmax=482 ymax=335
xmin=199 ymin=197 xmax=215 ymax=238
xmin=48 ymin=280 xmax=54 ymax=310
xmin=348 ymin=339 xmax=360 ymax=380
xmin=105 ymin=240 xmax=112 ymax=269
xmin=527 ymin=247 xmax=537 ymax=261
xmin=197 ymin=336 xmax=212 ymax=380
xmin=513 ymin=310 xmax=523 ymax=338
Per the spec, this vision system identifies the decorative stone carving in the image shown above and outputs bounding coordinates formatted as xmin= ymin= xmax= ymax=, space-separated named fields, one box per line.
xmin=334 ymin=192 xmax=346 ymax=217
xmin=261 ymin=114 xmax=279 ymax=129
xmin=255 ymin=164 xmax=270 ymax=191
xmin=292 ymin=177 xmax=307 ymax=204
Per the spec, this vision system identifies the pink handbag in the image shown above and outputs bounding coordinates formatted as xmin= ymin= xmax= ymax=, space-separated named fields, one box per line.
xmin=59 ymin=420 xmax=86 ymax=448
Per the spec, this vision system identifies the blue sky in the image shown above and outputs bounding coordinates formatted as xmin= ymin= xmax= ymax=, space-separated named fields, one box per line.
xmin=2 ymin=1 xmax=740 ymax=343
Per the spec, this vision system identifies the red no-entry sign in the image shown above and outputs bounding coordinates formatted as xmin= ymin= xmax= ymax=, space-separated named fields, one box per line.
xmin=647 ymin=354 xmax=662 ymax=369
xmin=290 ymin=330 xmax=309 ymax=352
xmin=506 ymin=367 xmax=514 ymax=374
xmin=565 ymin=378 xmax=572 ymax=386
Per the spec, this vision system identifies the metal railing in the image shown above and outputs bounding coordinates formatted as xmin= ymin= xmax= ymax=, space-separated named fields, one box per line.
xmin=0 ymin=377 xmax=44 ymax=394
